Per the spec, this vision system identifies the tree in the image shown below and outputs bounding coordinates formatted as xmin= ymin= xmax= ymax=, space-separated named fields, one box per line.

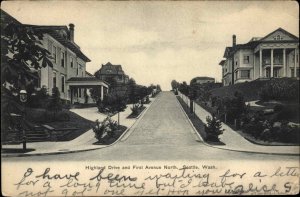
xmin=103 ymin=91 xmax=127 ymax=126
xmin=171 ymin=80 xmax=179 ymax=90
xmin=1 ymin=12 xmax=53 ymax=135
xmin=127 ymin=78 xmax=139 ymax=104
xmin=223 ymin=91 xmax=246 ymax=123
xmin=205 ymin=115 xmax=224 ymax=142
xmin=179 ymin=81 xmax=189 ymax=96
xmin=156 ymin=85 xmax=162 ymax=92
xmin=1 ymin=17 xmax=53 ymax=92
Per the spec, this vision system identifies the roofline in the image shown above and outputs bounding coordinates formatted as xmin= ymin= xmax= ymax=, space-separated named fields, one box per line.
xmin=1 ymin=9 xmax=91 ymax=62
xmin=219 ymin=60 xmax=225 ymax=65
xmin=260 ymin=27 xmax=299 ymax=41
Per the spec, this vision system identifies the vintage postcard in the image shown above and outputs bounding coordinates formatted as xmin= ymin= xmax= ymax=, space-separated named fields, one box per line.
xmin=1 ymin=0 xmax=299 ymax=196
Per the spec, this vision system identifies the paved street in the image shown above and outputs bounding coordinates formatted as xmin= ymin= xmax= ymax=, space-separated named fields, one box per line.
xmin=2 ymin=92 xmax=299 ymax=162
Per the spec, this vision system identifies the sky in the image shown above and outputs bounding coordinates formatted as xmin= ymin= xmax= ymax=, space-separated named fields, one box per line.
xmin=2 ymin=1 xmax=299 ymax=90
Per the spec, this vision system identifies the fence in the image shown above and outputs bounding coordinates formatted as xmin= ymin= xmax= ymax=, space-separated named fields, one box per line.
xmin=178 ymin=91 xmax=213 ymax=125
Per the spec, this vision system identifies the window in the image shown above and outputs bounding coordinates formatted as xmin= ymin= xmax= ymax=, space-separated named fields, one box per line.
xmin=77 ymin=63 xmax=80 ymax=76
xmin=235 ymin=71 xmax=238 ymax=80
xmin=240 ymin=70 xmax=250 ymax=78
xmin=291 ymin=68 xmax=300 ymax=77
xmin=61 ymin=75 xmax=65 ymax=93
xmin=48 ymin=40 xmax=53 ymax=54
xmin=79 ymin=88 xmax=82 ymax=97
xmin=61 ymin=51 xmax=65 ymax=67
xmin=53 ymin=46 xmax=57 ymax=63
xmin=235 ymin=61 xmax=238 ymax=66
xmin=266 ymin=68 xmax=271 ymax=78
xmin=273 ymin=69 xmax=279 ymax=78
xmin=243 ymin=55 xmax=250 ymax=64
xmin=274 ymin=35 xmax=283 ymax=40
xmin=70 ymin=57 xmax=73 ymax=68
xmin=53 ymin=72 xmax=56 ymax=88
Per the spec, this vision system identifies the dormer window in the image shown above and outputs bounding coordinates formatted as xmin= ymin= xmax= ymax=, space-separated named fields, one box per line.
xmin=274 ymin=35 xmax=283 ymax=40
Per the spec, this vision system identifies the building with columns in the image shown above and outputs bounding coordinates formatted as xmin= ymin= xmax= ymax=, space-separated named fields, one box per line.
xmin=219 ymin=28 xmax=299 ymax=86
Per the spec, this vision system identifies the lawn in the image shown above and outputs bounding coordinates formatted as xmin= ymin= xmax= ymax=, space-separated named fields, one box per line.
xmin=209 ymin=80 xmax=269 ymax=101
xmin=194 ymin=78 xmax=300 ymax=145
xmin=177 ymin=96 xmax=225 ymax=145
xmin=210 ymin=78 xmax=299 ymax=101
xmin=25 ymin=108 xmax=95 ymax=141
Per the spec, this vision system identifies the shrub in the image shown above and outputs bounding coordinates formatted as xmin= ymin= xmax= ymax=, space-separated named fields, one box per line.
xmin=205 ymin=115 xmax=224 ymax=142
xmin=93 ymin=117 xmax=118 ymax=141
xmin=273 ymin=104 xmax=284 ymax=112
xmin=174 ymin=89 xmax=178 ymax=95
xmin=47 ymin=87 xmax=62 ymax=112
xmin=259 ymin=79 xmax=299 ymax=101
xmin=28 ymin=86 xmax=49 ymax=108
xmin=223 ymin=92 xmax=246 ymax=123
xmin=145 ymin=95 xmax=150 ymax=103
xmin=131 ymin=104 xmax=141 ymax=116
xmin=97 ymin=91 xmax=127 ymax=116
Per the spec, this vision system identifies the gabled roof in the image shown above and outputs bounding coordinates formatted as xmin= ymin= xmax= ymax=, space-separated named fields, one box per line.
xmin=24 ymin=25 xmax=90 ymax=62
xmin=260 ymin=27 xmax=299 ymax=41
xmin=219 ymin=60 xmax=225 ymax=66
xmin=85 ymin=71 xmax=94 ymax=77
xmin=222 ymin=28 xmax=299 ymax=59
xmin=223 ymin=47 xmax=233 ymax=58
xmin=98 ymin=62 xmax=125 ymax=75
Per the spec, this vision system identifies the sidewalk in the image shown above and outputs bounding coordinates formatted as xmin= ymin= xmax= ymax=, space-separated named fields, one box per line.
xmin=2 ymin=97 xmax=156 ymax=157
xmin=178 ymin=92 xmax=299 ymax=155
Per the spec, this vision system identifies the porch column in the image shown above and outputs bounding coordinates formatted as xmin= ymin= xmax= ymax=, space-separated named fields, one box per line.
xmin=294 ymin=49 xmax=297 ymax=77
xmin=70 ymin=87 xmax=73 ymax=104
xmin=100 ymin=85 xmax=104 ymax=101
xmin=259 ymin=49 xmax=262 ymax=77
xmin=271 ymin=49 xmax=274 ymax=78
xmin=283 ymin=48 xmax=286 ymax=77
xmin=253 ymin=53 xmax=256 ymax=79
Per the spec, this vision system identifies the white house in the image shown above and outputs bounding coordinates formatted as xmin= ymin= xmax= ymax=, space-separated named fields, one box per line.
xmin=2 ymin=10 xmax=108 ymax=103
xmin=220 ymin=28 xmax=299 ymax=86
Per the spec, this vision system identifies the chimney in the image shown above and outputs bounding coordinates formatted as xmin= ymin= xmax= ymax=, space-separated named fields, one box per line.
xmin=232 ymin=34 xmax=236 ymax=47
xmin=69 ymin=23 xmax=74 ymax=42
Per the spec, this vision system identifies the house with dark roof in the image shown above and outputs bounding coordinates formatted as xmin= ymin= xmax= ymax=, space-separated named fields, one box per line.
xmin=219 ymin=28 xmax=299 ymax=86
xmin=1 ymin=9 xmax=108 ymax=103
xmin=190 ymin=77 xmax=215 ymax=85
xmin=95 ymin=62 xmax=129 ymax=85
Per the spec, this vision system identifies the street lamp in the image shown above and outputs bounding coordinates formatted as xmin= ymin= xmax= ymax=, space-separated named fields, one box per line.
xmin=20 ymin=89 xmax=28 ymax=151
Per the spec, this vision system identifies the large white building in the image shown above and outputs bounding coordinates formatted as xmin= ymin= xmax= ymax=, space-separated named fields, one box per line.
xmin=2 ymin=10 xmax=108 ymax=103
xmin=219 ymin=28 xmax=299 ymax=86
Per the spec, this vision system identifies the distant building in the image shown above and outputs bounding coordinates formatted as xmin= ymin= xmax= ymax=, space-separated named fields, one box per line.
xmin=190 ymin=77 xmax=215 ymax=85
xmin=220 ymin=28 xmax=299 ymax=86
xmin=95 ymin=62 xmax=129 ymax=85
xmin=1 ymin=9 xmax=108 ymax=103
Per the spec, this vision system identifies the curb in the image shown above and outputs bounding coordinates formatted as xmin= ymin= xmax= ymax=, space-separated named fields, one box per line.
xmin=120 ymin=95 xmax=159 ymax=141
xmin=175 ymin=94 xmax=299 ymax=156
xmin=2 ymin=98 xmax=158 ymax=158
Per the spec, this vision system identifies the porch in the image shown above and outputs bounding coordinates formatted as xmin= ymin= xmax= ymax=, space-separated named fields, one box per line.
xmin=66 ymin=77 xmax=109 ymax=104
xmin=254 ymin=45 xmax=298 ymax=78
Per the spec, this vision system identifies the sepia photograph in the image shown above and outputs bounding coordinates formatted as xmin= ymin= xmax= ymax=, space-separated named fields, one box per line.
xmin=1 ymin=0 xmax=299 ymax=196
